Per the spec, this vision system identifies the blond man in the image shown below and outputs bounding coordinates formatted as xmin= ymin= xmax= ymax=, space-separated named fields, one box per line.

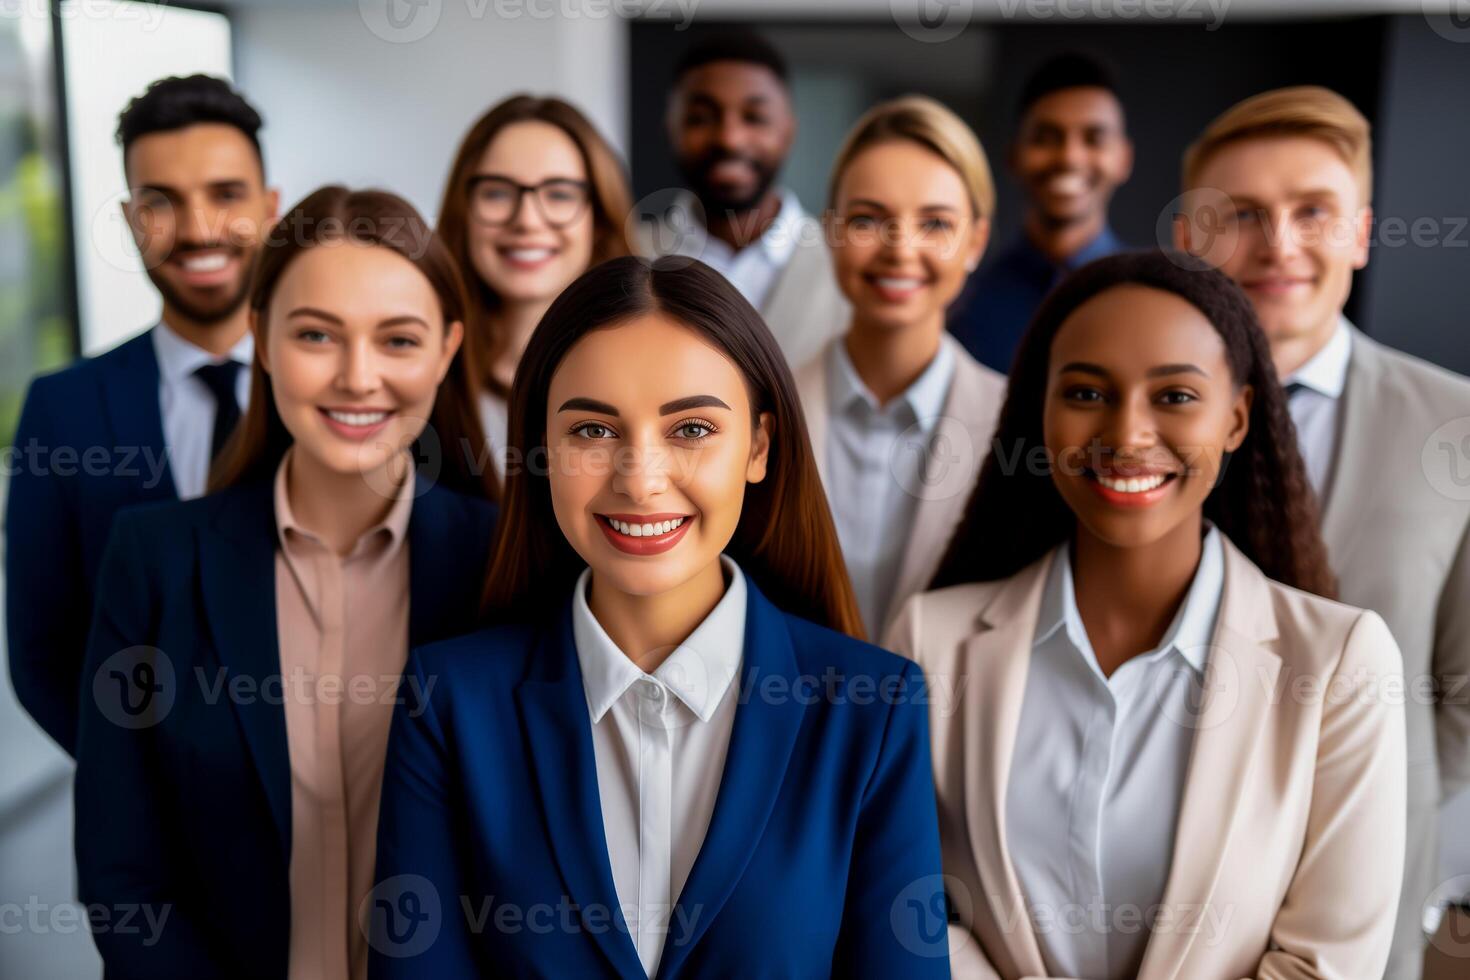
xmin=1177 ymin=85 xmax=1470 ymax=980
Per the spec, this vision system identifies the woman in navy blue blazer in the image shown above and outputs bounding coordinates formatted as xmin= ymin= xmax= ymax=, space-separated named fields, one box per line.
xmin=74 ymin=187 xmax=498 ymax=980
xmin=367 ymin=256 xmax=949 ymax=978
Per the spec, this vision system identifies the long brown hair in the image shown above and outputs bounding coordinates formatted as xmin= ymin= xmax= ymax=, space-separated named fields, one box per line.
xmin=209 ymin=185 xmax=497 ymax=500
xmin=482 ymin=255 xmax=865 ymax=639
xmin=436 ymin=95 xmax=633 ymax=400
xmin=931 ymin=249 xmax=1337 ymax=598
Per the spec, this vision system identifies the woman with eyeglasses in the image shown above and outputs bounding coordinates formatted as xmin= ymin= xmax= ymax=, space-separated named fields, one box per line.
xmin=436 ymin=96 xmax=633 ymax=485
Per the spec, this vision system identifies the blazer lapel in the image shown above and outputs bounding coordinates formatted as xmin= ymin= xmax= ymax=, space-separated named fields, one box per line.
xmin=1137 ymin=539 xmax=1282 ymax=980
xmin=761 ymin=233 xmax=849 ymax=369
xmin=959 ymin=557 xmax=1051 ymax=979
xmin=515 ymin=605 xmax=646 ymax=979
xmin=197 ymin=481 xmax=290 ymax=852
xmin=795 ymin=344 xmax=832 ymax=488
xmin=655 ymin=579 xmax=806 ymax=979
xmin=405 ymin=480 xmax=458 ymax=649
xmin=101 ymin=329 xmax=177 ymax=501
xmin=1317 ymin=326 xmax=1381 ymax=560
xmin=887 ymin=341 xmax=1003 ymax=628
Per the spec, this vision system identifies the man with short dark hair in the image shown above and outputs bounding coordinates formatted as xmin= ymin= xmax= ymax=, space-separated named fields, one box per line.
xmin=6 ymin=74 xmax=278 ymax=754
xmin=640 ymin=30 xmax=848 ymax=368
xmin=949 ymin=52 xmax=1132 ymax=372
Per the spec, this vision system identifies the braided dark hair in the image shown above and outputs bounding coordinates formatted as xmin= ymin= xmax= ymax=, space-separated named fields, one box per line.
xmin=931 ymin=249 xmax=1336 ymax=598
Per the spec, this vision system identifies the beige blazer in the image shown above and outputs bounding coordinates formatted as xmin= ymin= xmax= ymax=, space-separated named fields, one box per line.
xmin=1319 ymin=327 xmax=1470 ymax=978
xmin=885 ymin=535 xmax=1407 ymax=980
xmin=796 ymin=333 xmax=1007 ymax=638
xmin=634 ymin=205 xmax=848 ymax=368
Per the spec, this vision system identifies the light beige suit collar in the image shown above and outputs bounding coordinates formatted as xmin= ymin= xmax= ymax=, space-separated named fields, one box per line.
xmin=959 ymin=535 xmax=1282 ymax=980
xmin=797 ymin=333 xmax=1004 ymax=633
xmin=1318 ymin=322 xmax=1386 ymax=557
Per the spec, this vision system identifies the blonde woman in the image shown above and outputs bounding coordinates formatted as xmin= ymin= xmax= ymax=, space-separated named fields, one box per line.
xmin=798 ymin=95 xmax=1006 ymax=639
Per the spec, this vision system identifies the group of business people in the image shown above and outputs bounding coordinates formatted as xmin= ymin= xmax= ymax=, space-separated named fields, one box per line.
xmin=6 ymin=27 xmax=1469 ymax=980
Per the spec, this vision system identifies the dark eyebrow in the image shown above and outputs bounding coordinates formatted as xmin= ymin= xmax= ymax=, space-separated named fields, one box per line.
xmin=288 ymin=307 xmax=344 ymax=325
xmin=557 ymin=397 xmax=619 ymax=416
xmin=660 ymin=395 xmax=731 ymax=415
xmin=1058 ymin=361 xmax=1208 ymax=379
xmin=378 ymin=316 xmax=430 ymax=330
xmin=1147 ymin=363 xmax=1208 ymax=378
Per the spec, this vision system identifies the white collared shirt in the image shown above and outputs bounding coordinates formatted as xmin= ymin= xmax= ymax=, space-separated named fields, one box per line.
xmin=151 ymin=320 xmax=253 ymax=499
xmin=1006 ymin=527 xmax=1224 ymax=980
xmin=1283 ymin=317 xmax=1353 ymax=497
xmin=571 ymin=555 xmax=747 ymax=978
xmin=669 ymin=188 xmax=806 ymax=311
xmin=823 ymin=337 xmax=956 ymax=636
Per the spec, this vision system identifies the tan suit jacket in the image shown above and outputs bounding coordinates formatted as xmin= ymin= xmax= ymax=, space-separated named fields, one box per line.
xmin=796 ymin=333 xmax=1006 ymax=638
xmin=886 ymin=536 xmax=1407 ymax=980
xmin=1319 ymin=328 xmax=1470 ymax=979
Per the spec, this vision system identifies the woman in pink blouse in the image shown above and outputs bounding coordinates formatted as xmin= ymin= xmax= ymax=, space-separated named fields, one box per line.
xmin=73 ymin=186 xmax=499 ymax=980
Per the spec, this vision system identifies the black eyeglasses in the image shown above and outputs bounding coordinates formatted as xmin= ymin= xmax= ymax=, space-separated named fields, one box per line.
xmin=467 ymin=176 xmax=591 ymax=228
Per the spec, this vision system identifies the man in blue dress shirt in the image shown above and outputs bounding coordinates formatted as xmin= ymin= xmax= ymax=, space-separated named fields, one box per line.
xmin=949 ymin=53 xmax=1132 ymax=373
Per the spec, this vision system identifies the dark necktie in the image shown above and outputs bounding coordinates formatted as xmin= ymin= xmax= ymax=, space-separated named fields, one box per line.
xmin=194 ymin=361 xmax=244 ymax=461
xmin=1284 ymin=381 xmax=1308 ymax=402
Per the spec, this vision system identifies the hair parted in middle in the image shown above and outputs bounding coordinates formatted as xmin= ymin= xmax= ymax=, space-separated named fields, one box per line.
xmin=482 ymin=254 xmax=865 ymax=639
xmin=930 ymin=248 xmax=1336 ymax=599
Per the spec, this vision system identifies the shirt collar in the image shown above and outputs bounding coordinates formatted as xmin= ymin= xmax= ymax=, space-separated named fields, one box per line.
xmin=1001 ymin=224 xmax=1123 ymax=283
xmin=1283 ymin=316 xmax=1353 ymax=400
xmin=825 ymin=334 xmax=956 ymax=434
xmin=1036 ymin=525 xmax=1224 ymax=678
xmin=153 ymin=319 xmax=254 ymax=385
xmin=671 ymin=187 xmax=806 ymax=267
xmin=572 ymin=555 xmax=747 ymax=724
xmin=1065 ymin=225 xmax=1124 ymax=271
xmin=272 ymin=445 xmax=415 ymax=556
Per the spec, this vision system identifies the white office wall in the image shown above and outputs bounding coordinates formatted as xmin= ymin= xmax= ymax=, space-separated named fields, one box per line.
xmin=60 ymin=1 xmax=232 ymax=355
xmin=230 ymin=0 xmax=629 ymax=226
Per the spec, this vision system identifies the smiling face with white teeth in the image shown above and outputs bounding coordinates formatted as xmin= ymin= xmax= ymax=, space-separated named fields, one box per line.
xmin=830 ymin=139 xmax=988 ymax=336
xmin=1180 ymin=136 xmax=1370 ymax=378
xmin=257 ymin=240 xmax=463 ymax=482
xmin=1044 ymin=284 xmax=1251 ymax=551
xmin=545 ymin=312 xmax=772 ymax=604
xmin=466 ymin=120 xmax=595 ymax=309
xmin=123 ymin=123 xmax=279 ymax=338
xmin=1013 ymin=86 xmax=1131 ymax=230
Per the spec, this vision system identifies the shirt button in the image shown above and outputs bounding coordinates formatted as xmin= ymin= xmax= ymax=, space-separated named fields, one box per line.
xmin=638 ymin=679 xmax=661 ymax=700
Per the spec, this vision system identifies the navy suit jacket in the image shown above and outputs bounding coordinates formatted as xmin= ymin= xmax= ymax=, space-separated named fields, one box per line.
xmin=368 ymin=576 xmax=951 ymax=978
xmin=73 ymin=476 xmax=497 ymax=980
xmin=6 ymin=329 xmax=177 ymax=755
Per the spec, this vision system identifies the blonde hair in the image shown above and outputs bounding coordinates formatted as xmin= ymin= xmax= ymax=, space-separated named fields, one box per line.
xmin=1182 ymin=86 xmax=1372 ymax=204
xmin=827 ymin=94 xmax=995 ymax=218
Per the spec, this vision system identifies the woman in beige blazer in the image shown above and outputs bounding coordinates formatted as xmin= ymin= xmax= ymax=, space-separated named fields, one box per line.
xmin=886 ymin=250 xmax=1406 ymax=980
xmin=797 ymin=95 xmax=1007 ymax=640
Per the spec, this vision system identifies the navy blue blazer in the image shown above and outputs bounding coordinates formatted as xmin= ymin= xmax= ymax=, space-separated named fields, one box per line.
xmin=368 ymin=575 xmax=951 ymax=978
xmin=74 ymin=476 xmax=497 ymax=980
xmin=7 ymin=329 xmax=177 ymax=755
